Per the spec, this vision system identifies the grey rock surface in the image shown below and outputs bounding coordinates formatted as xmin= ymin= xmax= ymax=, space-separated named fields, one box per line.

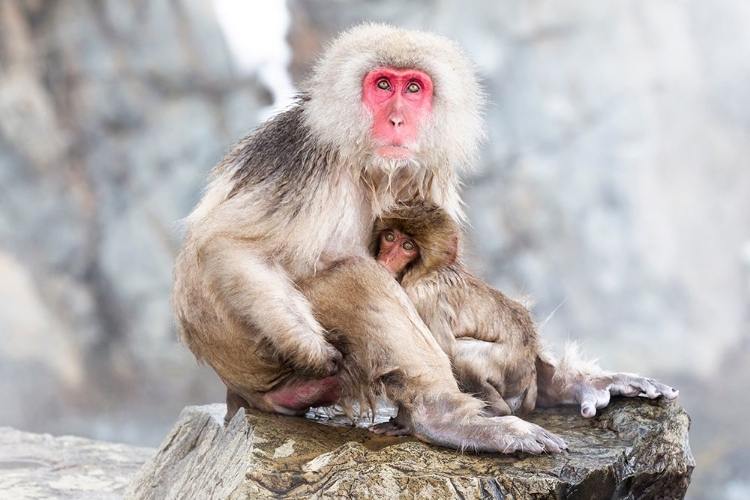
xmin=0 ymin=426 xmax=155 ymax=500
xmin=127 ymin=399 xmax=694 ymax=499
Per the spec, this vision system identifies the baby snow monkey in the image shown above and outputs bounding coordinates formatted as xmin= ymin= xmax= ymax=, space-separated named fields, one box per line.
xmin=372 ymin=203 xmax=539 ymax=416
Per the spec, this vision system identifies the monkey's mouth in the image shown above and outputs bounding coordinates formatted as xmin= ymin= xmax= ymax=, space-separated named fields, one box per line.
xmin=376 ymin=145 xmax=414 ymax=159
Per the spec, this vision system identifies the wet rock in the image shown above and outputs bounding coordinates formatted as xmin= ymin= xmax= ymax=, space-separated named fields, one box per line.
xmin=127 ymin=398 xmax=694 ymax=499
xmin=0 ymin=426 xmax=155 ymax=499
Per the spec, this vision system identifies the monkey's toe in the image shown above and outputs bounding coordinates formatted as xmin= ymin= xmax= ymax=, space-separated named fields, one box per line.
xmin=369 ymin=420 xmax=411 ymax=437
xmin=491 ymin=417 xmax=567 ymax=455
xmin=539 ymin=431 xmax=568 ymax=454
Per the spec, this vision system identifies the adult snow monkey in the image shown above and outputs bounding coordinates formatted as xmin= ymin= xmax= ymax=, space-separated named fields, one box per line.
xmin=172 ymin=24 xmax=677 ymax=454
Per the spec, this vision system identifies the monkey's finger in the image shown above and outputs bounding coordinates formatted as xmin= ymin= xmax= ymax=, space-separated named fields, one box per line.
xmin=622 ymin=376 xmax=678 ymax=400
xmin=497 ymin=419 xmax=566 ymax=454
xmin=619 ymin=385 xmax=642 ymax=397
xmin=577 ymin=386 xmax=609 ymax=418
xmin=369 ymin=421 xmax=409 ymax=436
xmin=515 ymin=441 xmax=544 ymax=455
xmin=384 ymin=428 xmax=411 ymax=437
xmin=369 ymin=424 xmax=391 ymax=435
xmin=524 ymin=430 xmax=566 ymax=454
xmin=538 ymin=431 xmax=568 ymax=454
xmin=649 ymin=379 xmax=679 ymax=400
xmin=580 ymin=399 xmax=597 ymax=418
xmin=330 ymin=346 xmax=343 ymax=367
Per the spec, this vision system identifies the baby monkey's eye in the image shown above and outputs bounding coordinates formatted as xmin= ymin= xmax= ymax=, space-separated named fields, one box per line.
xmin=406 ymin=82 xmax=420 ymax=93
xmin=402 ymin=241 xmax=415 ymax=251
xmin=377 ymin=79 xmax=391 ymax=90
xmin=384 ymin=232 xmax=396 ymax=242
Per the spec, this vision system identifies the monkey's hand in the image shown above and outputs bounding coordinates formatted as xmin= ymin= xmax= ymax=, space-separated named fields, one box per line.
xmin=571 ymin=374 xmax=679 ymax=418
xmin=290 ymin=334 xmax=342 ymax=379
xmin=485 ymin=416 xmax=567 ymax=454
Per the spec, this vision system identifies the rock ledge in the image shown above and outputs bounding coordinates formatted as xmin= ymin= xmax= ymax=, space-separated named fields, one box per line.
xmin=126 ymin=398 xmax=694 ymax=499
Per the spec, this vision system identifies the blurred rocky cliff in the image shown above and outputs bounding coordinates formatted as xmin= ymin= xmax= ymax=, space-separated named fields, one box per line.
xmin=1 ymin=1 xmax=749 ymax=498
xmin=289 ymin=0 xmax=750 ymax=375
xmin=0 ymin=0 xmax=269 ymax=444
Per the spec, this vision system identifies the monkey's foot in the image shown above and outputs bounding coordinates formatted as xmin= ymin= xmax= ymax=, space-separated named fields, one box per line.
xmin=412 ymin=414 xmax=567 ymax=455
xmin=369 ymin=419 xmax=412 ymax=437
xmin=225 ymin=389 xmax=251 ymax=423
xmin=573 ymin=373 xmax=679 ymax=418
xmin=480 ymin=396 xmax=513 ymax=417
xmin=484 ymin=416 xmax=567 ymax=454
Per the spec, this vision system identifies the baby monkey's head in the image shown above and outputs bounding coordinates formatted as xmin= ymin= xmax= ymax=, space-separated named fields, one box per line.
xmin=371 ymin=203 xmax=459 ymax=282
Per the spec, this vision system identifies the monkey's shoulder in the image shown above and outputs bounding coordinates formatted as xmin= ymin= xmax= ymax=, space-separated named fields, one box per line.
xmin=219 ymin=104 xmax=335 ymax=197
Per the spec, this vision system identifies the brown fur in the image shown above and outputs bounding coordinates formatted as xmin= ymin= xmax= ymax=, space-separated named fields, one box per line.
xmin=372 ymin=201 xmax=679 ymax=418
xmin=173 ymin=24 xmax=676 ymax=455
xmin=171 ymin=24 xmax=567 ymax=454
xmin=373 ymin=203 xmax=540 ymax=416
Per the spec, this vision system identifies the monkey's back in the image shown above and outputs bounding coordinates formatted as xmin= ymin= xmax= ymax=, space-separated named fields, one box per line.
xmin=404 ymin=264 xmax=540 ymax=415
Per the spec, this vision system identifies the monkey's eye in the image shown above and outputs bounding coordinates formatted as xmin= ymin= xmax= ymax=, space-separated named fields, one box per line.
xmin=402 ymin=241 xmax=415 ymax=251
xmin=406 ymin=82 xmax=421 ymax=93
xmin=377 ymin=79 xmax=391 ymax=91
xmin=384 ymin=232 xmax=396 ymax=242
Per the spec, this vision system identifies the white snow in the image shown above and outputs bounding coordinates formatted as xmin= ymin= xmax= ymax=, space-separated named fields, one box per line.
xmin=213 ymin=0 xmax=297 ymax=118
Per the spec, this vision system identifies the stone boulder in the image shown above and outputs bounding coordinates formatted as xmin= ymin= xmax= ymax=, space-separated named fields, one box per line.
xmin=0 ymin=426 xmax=155 ymax=499
xmin=126 ymin=398 xmax=694 ymax=499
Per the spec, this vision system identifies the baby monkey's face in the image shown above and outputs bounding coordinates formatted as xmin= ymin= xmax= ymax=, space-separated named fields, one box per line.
xmin=377 ymin=229 xmax=419 ymax=277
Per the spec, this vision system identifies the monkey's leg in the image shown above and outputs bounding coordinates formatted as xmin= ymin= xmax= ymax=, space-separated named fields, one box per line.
xmin=536 ymin=349 xmax=679 ymax=418
xmin=474 ymin=382 xmax=513 ymax=416
xmin=519 ymin=375 xmax=538 ymax=415
xmin=201 ymin=236 xmax=341 ymax=378
xmin=303 ymin=259 xmax=567 ymax=454
xmin=225 ymin=388 xmax=250 ymax=423
xmin=452 ymin=340 xmax=520 ymax=416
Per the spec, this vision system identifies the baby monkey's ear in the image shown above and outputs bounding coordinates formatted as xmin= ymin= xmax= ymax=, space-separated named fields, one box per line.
xmin=448 ymin=236 xmax=458 ymax=265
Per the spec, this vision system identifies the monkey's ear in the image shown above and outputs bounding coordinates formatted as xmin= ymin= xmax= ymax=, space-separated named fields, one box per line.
xmin=448 ymin=236 xmax=458 ymax=264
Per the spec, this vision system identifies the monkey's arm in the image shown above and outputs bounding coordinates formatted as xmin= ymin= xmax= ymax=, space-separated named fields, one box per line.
xmin=438 ymin=269 xmax=536 ymax=345
xmin=405 ymin=269 xmax=537 ymax=359
xmin=535 ymin=348 xmax=679 ymax=418
xmin=305 ymin=258 xmax=566 ymax=454
xmin=201 ymin=235 xmax=340 ymax=377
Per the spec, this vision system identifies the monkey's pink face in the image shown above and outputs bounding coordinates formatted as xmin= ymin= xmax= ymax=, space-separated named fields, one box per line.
xmin=362 ymin=68 xmax=434 ymax=159
xmin=377 ymin=229 xmax=419 ymax=276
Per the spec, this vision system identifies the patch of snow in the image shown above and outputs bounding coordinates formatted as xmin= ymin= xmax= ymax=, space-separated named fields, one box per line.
xmin=213 ymin=0 xmax=297 ymax=118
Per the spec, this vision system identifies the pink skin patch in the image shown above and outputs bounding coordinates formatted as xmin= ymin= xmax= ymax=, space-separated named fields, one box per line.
xmin=266 ymin=376 xmax=342 ymax=415
xmin=362 ymin=67 xmax=434 ymax=159
xmin=377 ymin=230 xmax=418 ymax=277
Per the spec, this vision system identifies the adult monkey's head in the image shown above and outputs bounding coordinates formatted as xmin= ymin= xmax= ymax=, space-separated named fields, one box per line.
xmin=302 ymin=23 xmax=485 ymax=176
